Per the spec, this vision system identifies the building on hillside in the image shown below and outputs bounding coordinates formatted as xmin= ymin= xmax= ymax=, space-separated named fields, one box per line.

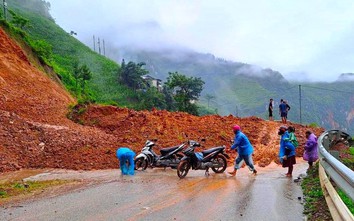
xmin=141 ymin=75 xmax=162 ymax=91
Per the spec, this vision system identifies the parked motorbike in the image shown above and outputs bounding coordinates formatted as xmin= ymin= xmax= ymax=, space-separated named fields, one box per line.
xmin=177 ymin=140 xmax=229 ymax=178
xmin=134 ymin=139 xmax=186 ymax=170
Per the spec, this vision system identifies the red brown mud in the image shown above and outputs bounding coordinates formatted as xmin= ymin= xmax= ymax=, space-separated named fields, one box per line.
xmin=0 ymin=27 xmax=324 ymax=173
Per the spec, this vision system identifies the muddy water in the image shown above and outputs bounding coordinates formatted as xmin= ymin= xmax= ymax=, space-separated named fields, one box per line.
xmin=0 ymin=160 xmax=308 ymax=221
xmin=0 ymin=169 xmax=47 ymax=184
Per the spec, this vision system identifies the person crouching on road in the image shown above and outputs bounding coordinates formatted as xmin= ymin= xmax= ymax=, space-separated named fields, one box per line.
xmin=228 ymin=125 xmax=257 ymax=176
xmin=116 ymin=147 xmax=136 ymax=175
xmin=278 ymin=126 xmax=296 ymax=177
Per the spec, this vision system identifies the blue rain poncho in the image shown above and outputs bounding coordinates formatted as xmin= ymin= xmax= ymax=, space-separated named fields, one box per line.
xmin=116 ymin=147 xmax=136 ymax=175
xmin=279 ymin=131 xmax=295 ymax=162
xmin=231 ymin=131 xmax=254 ymax=156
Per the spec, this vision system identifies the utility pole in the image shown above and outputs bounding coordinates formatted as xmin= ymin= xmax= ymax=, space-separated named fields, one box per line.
xmin=103 ymin=39 xmax=105 ymax=56
xmin=3 ymin=0 xmax=7 ymax=21
xmin=299 ymin=85 xmax=302 ymax=124
xmin=98 ymin=37 xmax=101 ymax=55
xmin=93 ymin=35 xmax=96 ymax=52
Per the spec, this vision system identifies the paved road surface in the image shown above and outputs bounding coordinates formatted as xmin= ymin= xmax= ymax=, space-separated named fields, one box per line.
xmin=1 ymin=161 xmax=308 ymax=221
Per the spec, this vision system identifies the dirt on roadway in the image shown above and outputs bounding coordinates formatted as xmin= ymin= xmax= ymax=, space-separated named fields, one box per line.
xmin=0 ymin=159 xmax=309 ymax=221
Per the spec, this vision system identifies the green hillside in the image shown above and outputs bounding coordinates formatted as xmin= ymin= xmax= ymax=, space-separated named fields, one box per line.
xmin=3 ymin=0 xmax=205 ymax=113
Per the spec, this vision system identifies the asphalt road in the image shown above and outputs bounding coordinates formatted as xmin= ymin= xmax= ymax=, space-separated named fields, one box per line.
xmin=1 ymin=162 xmax=308 ymax=221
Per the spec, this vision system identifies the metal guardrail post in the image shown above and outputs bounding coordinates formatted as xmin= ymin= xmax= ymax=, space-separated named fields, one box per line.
xmin=318 ymin=130 xmax=354 ymax=201
xmin=318 ymin=130 xmax=354 ymax=220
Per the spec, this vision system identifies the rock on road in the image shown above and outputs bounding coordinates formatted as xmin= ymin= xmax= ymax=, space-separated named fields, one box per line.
xmin=0 ymin=161 xmax=308 ymax=221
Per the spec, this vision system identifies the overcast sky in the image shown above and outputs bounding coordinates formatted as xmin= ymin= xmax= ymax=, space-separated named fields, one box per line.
xmin=47 ymin=0 xmax=354 ymax=82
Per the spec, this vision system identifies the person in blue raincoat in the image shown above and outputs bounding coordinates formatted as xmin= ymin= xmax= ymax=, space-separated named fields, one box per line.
xmin=116 ymin=147 xmax=136 ymax=175
xmin=228 ymin=125 xmax=257 ymax=176
xmin=278 ymin=126 xmax=296 ymax=177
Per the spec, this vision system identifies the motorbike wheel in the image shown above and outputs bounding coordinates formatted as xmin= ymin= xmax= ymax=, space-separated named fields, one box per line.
xmin=211 ymin=154 xmax=227 ymax=173
xmin=177 ymin=160 xmax=190 ymax=179
xmin=134 ymin=157 xmax=148 ymax=171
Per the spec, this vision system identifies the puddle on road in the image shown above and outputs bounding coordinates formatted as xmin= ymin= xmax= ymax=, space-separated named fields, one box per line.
xmin=0 ymin=158 xmax=309 ymax=185
xmin=0 ymin=169 xmax=47 ymax=184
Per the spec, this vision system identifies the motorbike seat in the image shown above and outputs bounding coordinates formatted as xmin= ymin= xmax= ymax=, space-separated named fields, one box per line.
xmin=202 ymin=146 xmax=224 ymax=156
xmin=160 ymin=145 xmax=181 ymax=156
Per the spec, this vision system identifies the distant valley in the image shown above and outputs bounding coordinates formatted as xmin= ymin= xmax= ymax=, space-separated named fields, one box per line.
xmin=115 ymin=48 xmax=354 ymax=134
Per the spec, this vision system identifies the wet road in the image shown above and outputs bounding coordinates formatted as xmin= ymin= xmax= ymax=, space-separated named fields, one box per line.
xmin=1 ymin=162 xmax=307 ymax=221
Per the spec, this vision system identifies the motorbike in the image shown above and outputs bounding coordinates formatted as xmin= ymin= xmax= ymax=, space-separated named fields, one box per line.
xmin=134 ymin=139 xmax=186 ymax=170
xmin=177 ymin=140 xmax=229 ymax=178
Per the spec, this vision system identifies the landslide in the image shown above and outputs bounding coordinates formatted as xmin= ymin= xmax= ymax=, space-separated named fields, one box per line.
xmin=0 ymin=27 xmax=324 ymax=173
xmin=70 ymin=104 xmax=324 ymax=167
xmin=0 ymin=27 xmax=118 ymax=172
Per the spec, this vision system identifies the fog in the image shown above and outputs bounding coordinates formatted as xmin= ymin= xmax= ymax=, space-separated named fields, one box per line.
xmin=47 ymin=0 xmax=354 ymax=82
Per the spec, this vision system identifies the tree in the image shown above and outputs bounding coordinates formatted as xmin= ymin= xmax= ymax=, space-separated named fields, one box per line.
xmin=72 ymin=63 xmax=92 ymax=95
xmin=119 ymin=60 xmax=148 ymax=90
xmin=118 ymin=59 xmax=126 ymax=83
xmin=8 ymin=10 xmax=30 ymax=29
xmin=20 ymin=0 xmax=53 ymax=20
xmin=139 ymin=87 xmax=166 ymax=110
xmin=80 ymin=64 xmax=92 ymax=91
xmin=73 ymin=61 xmax=80 ymax=91
xmin=162 ymin=85 xmax=176 ymax=111
xmin=165 ymin=72 xmax=204 ymax=115
xmin=205 ymin=94 xmax=215 ymax=108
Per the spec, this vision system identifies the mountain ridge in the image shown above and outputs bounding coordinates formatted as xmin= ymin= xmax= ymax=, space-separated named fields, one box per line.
xmin=114 ymin=48 xmax=354 ymax=134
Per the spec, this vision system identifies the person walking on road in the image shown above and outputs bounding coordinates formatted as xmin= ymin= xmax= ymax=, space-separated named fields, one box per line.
xmin=116 ymin=147 xmax=136 ymax=175
xmin=278 ymin=126 xmax=296 ymax=177
xmin=303 ymin=130 xmax=318 ymax=169
xmin=228 ymin=124 xmax=257 ymax=176
xmin=279 ymin=99 xmax=288 ymax=124
xmin=268 ymin=98 xmax=274 ymax=121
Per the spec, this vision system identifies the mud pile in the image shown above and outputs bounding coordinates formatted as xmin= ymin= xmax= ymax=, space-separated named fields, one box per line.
xmin=71 ymin=105 xmax=325 ymax=167
xmin=0 ymin=27 xmax=324 ymax=173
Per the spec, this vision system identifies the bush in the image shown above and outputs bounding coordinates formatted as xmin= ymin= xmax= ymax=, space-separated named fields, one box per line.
xmin=337 ymin=189 xmax=354 ymax=214
xmin=26 ymin=38 xmax=52 ymax=64
xmin=301 ymin=163 xmax=332 ymax=220
xmin=0 ymin=190 xmax=7 ymax=198
xmin=308 ymin=122 xmax=319 ymax=128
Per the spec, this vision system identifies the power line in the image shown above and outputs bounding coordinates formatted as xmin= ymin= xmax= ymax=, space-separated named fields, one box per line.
xmin=297 ymin=84 xmax=353 ymax=125
xmin=286 ymin=85 xmax=298 ymax=90
xmin=302 ymin=85 xmax=354 ymax=94
xmin=275 ymin=85 xmax=297 ymax=93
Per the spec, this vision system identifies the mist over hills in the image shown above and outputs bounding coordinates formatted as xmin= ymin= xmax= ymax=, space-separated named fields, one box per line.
xmin=337 ymin=73 xmax=354 ymax=82
xmin=113 ymin=48 xmax=354 ymax=134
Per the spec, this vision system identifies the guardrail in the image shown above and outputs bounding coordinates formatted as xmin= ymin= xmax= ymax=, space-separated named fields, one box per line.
xmin=318 ymin=130 xmax=354 ymax=221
